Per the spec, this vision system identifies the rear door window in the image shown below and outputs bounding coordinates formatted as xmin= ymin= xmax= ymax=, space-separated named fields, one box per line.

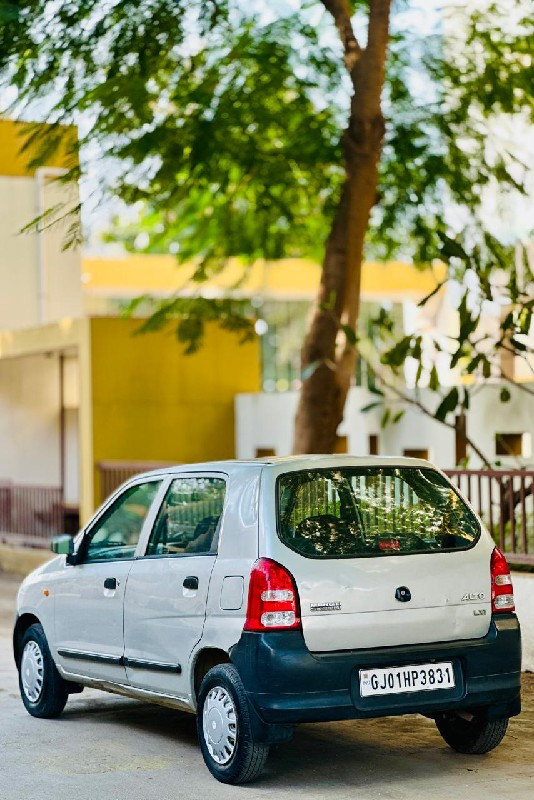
xmin=277 ymin=467 xmax=480 ymax=558
xmin=146 ymin=476 xmax=226 ymax=556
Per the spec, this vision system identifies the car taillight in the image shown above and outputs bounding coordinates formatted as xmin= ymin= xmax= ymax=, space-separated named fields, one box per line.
xmin=490 ymin=547 xmax=515 ymax=613
xmin=244 ymin=558 xmax=301 ymax=631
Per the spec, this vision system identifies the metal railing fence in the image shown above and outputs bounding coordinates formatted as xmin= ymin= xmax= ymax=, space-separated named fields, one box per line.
xmin=1 ymin=467 xmax=533 ymax=565
xmin=445 ymin=469 xmax=534 ymax=565
xmin=0 ymin=482 xmax=64 ymax=547
xmin=97 ymin=460 xmax=177 ymax=504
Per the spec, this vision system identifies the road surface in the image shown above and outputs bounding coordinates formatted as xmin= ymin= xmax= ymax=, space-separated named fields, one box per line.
xmin=1 ymin=571 xmax=532 ymax=800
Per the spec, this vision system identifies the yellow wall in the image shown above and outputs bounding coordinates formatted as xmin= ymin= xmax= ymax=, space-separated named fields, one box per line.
xmin=0 ymin=119 xmax=78 ymax=176
xmin=0 ymin=120 xmax=82 ymax=332
xmin=82 ymin=254 xmax=446 ymax=303
xmin=90 ymin=317 xmax=260 ymax=505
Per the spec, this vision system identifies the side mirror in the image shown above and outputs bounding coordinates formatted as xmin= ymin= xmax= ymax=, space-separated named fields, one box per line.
xmin=51 ymin=535 xmax=74 ymax=556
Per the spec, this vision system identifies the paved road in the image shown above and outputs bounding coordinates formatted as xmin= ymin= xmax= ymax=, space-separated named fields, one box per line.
xmin=1 ymin=571 xmax=533 ymax=800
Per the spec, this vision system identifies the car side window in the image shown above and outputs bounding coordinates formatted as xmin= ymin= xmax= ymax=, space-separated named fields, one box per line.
xmin=83 ymin=481 xmax=161 ymax=563
xmin=146 ymin=477 xmax=226 ymax=557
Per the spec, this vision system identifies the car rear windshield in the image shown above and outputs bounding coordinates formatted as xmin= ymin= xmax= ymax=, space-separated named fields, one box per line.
xmin=277 ymin=467 xmax=480 ymax=558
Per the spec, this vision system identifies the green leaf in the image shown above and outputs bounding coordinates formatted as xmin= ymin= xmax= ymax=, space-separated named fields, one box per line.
xmin=360 ymin=401 xmax=383 ymax=414
xmin=500 ymin=387 xmax=511 ymax=402
xmin=466 ymin=353 xmax=483 ymax=374
xmin=434 ymin=388 xmax=459 ymax=422
xmin=449 ymin=346 xmax=465 ymax=370
xmin=380 ymin=408 xmax=391 ymax=429
xmin=429 ymin=365 xmax=440 ymax=392
xmin=462 ymin=388 xmax=470 ymax=410
xmin=381 ymin=336 xmax=412 ymax=369
xmin=341 ymin=324 xmax=358 ymax=346
xmin=510 ymin=337 xmax=528 ymax=352
xmin=392 ymin=410 xmax=405 ymax=424
xmin=415 ymin=361 xmax=423 ymax=387
xmin=411 ymin=335 xmax=422 ymax=361
xmin=518 ymin=309 xmax=532 ymax=336
xmin=437 ymin=233 xmax=471 ymax=266
xmin=368 ymin=382 xmax=385 ymax=396
xmin=320 ymin=291 xmax=337 ymax=312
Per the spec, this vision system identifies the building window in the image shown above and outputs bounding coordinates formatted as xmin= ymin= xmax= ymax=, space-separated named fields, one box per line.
xmin=403 ymin=448 xmax=429 ymax=460
xmin=495 ymin=433 xmax=530 ymax=457
xmin=255 ymin=447 xmax=276 ymax=458
xmin=334 ymin=436 xmax=348 ymax=454
xmin=258 ymin=300 xmax=405 ymax=393
xmin=369 ymin=434 xmax=379 ymax=455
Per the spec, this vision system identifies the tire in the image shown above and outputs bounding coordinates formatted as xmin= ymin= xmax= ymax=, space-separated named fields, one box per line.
xmin=436 ymin=712 xmax=509 ymax=755
xmin=18 ymin=623 xmax=69 ymax=719
xmin=196 ymin=663 xmax=270 ymax=784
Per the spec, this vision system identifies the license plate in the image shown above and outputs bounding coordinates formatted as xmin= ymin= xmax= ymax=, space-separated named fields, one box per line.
xmin=359 ymin=662 xmax=455 ymax=697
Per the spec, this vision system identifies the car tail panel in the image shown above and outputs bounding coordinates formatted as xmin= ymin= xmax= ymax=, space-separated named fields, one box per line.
xmin=263 ymin=463 xmax=495 ymax=652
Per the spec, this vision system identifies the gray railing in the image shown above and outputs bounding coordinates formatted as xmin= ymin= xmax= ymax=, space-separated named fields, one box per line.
xmin=1 ymin=468 xmax=533 ymax=565
xmin=97 ymin=460 xmax=177 ymax=504
xmin=0 ymin=482 xmax=65 ymax=547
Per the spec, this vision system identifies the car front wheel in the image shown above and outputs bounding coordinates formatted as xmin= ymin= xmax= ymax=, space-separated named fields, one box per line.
xmin=197 ymin=663 xmax=269 ymax=784
xmin=435 ymin=711 xmax=509 ymax=754
xmin=18 ymin=623 xmax=69 ymax=719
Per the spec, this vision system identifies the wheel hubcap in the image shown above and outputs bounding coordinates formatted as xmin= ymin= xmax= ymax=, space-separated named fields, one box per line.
xmin=202 ymin=686 xmax=237 ymax=765
xmin=21 ymin=640 xmax=44 ymax=703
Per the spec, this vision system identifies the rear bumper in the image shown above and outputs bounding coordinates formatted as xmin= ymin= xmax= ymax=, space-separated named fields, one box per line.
xmin=229 ymin=614 xmax=521 ymax=725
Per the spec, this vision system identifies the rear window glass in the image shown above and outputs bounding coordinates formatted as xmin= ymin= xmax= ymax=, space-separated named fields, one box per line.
xmin=277 ymin=467 xmax=480 ymax=558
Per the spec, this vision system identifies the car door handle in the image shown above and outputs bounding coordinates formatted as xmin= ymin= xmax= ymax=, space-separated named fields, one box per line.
xmin=183 ymin=576 xmax=199 ymax=591
xmin=104 ymin=577 xmax=118 ymax=590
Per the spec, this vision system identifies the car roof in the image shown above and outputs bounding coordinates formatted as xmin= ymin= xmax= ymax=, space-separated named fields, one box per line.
xmin=132 ymin=454 xmax=436 ymax=480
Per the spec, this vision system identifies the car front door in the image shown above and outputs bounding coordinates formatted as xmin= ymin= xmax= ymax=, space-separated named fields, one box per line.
xmin=53 ymin=478 xmax=164 ymax=683
xmin=123 ymin=474 xmax=226 ymax=700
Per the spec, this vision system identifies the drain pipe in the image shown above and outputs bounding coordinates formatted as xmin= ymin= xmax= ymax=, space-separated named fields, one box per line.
xmin=35 ymin=166 xmax=68 ymax=325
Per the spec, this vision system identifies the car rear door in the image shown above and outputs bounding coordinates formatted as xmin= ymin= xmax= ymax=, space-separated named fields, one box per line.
xmin=122 ymin=473 xmax=227 ymax=699
xmin=263 ymin=464 xmax=494 ymax=653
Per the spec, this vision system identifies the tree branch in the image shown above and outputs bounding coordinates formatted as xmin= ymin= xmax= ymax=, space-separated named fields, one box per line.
xmin=366 ymin=362 xmax=492 ymax=468
xmin=321 ymin=0 xmax=362 ymax=75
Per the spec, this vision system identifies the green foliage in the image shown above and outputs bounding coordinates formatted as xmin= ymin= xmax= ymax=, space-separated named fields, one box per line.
xmin=360 ymin=400 xmax=383 ymax=414
xmin=122 ymin=295 xmax=255 ymax=354
xmin=435 ymin=388 xmax=459 ymax=422
xmin=341 ymin=324 xmax=358 ymax=346
xmin=0 ymin=0 xmax=532 ymax=366
xmin=1 ymin=2 xmax=344 ymax=272
xmin=2 ymin=1 xmax=532 ymax=265
xmin=500 ymin=387 xmax=511 ymax=403
xmin=372 ymin=1 xmax=534 ymax=264
xmin=363 ymin=234 xmax=533 ymax=457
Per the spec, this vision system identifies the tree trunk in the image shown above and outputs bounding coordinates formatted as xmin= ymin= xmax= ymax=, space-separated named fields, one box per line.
xmin=293 ymin=0 xmax=391 ymax=454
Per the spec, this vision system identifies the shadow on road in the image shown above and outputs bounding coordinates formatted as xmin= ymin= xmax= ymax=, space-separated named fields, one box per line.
xmin=57 ymin=692 xmax=502 ymax=790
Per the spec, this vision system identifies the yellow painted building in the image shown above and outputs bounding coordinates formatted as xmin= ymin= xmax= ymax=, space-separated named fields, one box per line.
xmin=0 ymin=119 xmax=443 ymax=534
xmin=81 ymin=252 xmax=445 ymax=306
xmin=0 ymin=121 xmax=261 ymax=529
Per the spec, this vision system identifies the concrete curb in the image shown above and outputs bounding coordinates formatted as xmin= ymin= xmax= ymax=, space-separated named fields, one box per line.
xmin=0 ymin=544 xmax=51 ymax=577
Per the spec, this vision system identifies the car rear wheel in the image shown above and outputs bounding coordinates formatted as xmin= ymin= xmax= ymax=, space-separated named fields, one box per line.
xmin=435 ymin=711 xmax=509 ymax=754
xmin=18 ymin=623 xmax=69 ymax=719
xmin=197 ymin=663 xmax=269 ymax=784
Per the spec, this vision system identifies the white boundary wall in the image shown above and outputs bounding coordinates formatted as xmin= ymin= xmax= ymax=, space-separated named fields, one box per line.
xmin=514 ymin=575 xmax=534 ymax=671
xmin=235 ymin=383 xmax=533 ymax=468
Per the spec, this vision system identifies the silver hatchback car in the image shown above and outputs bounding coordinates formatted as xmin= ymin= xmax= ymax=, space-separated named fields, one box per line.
xmin=14 ymin=456 xmax=521 ymax=783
